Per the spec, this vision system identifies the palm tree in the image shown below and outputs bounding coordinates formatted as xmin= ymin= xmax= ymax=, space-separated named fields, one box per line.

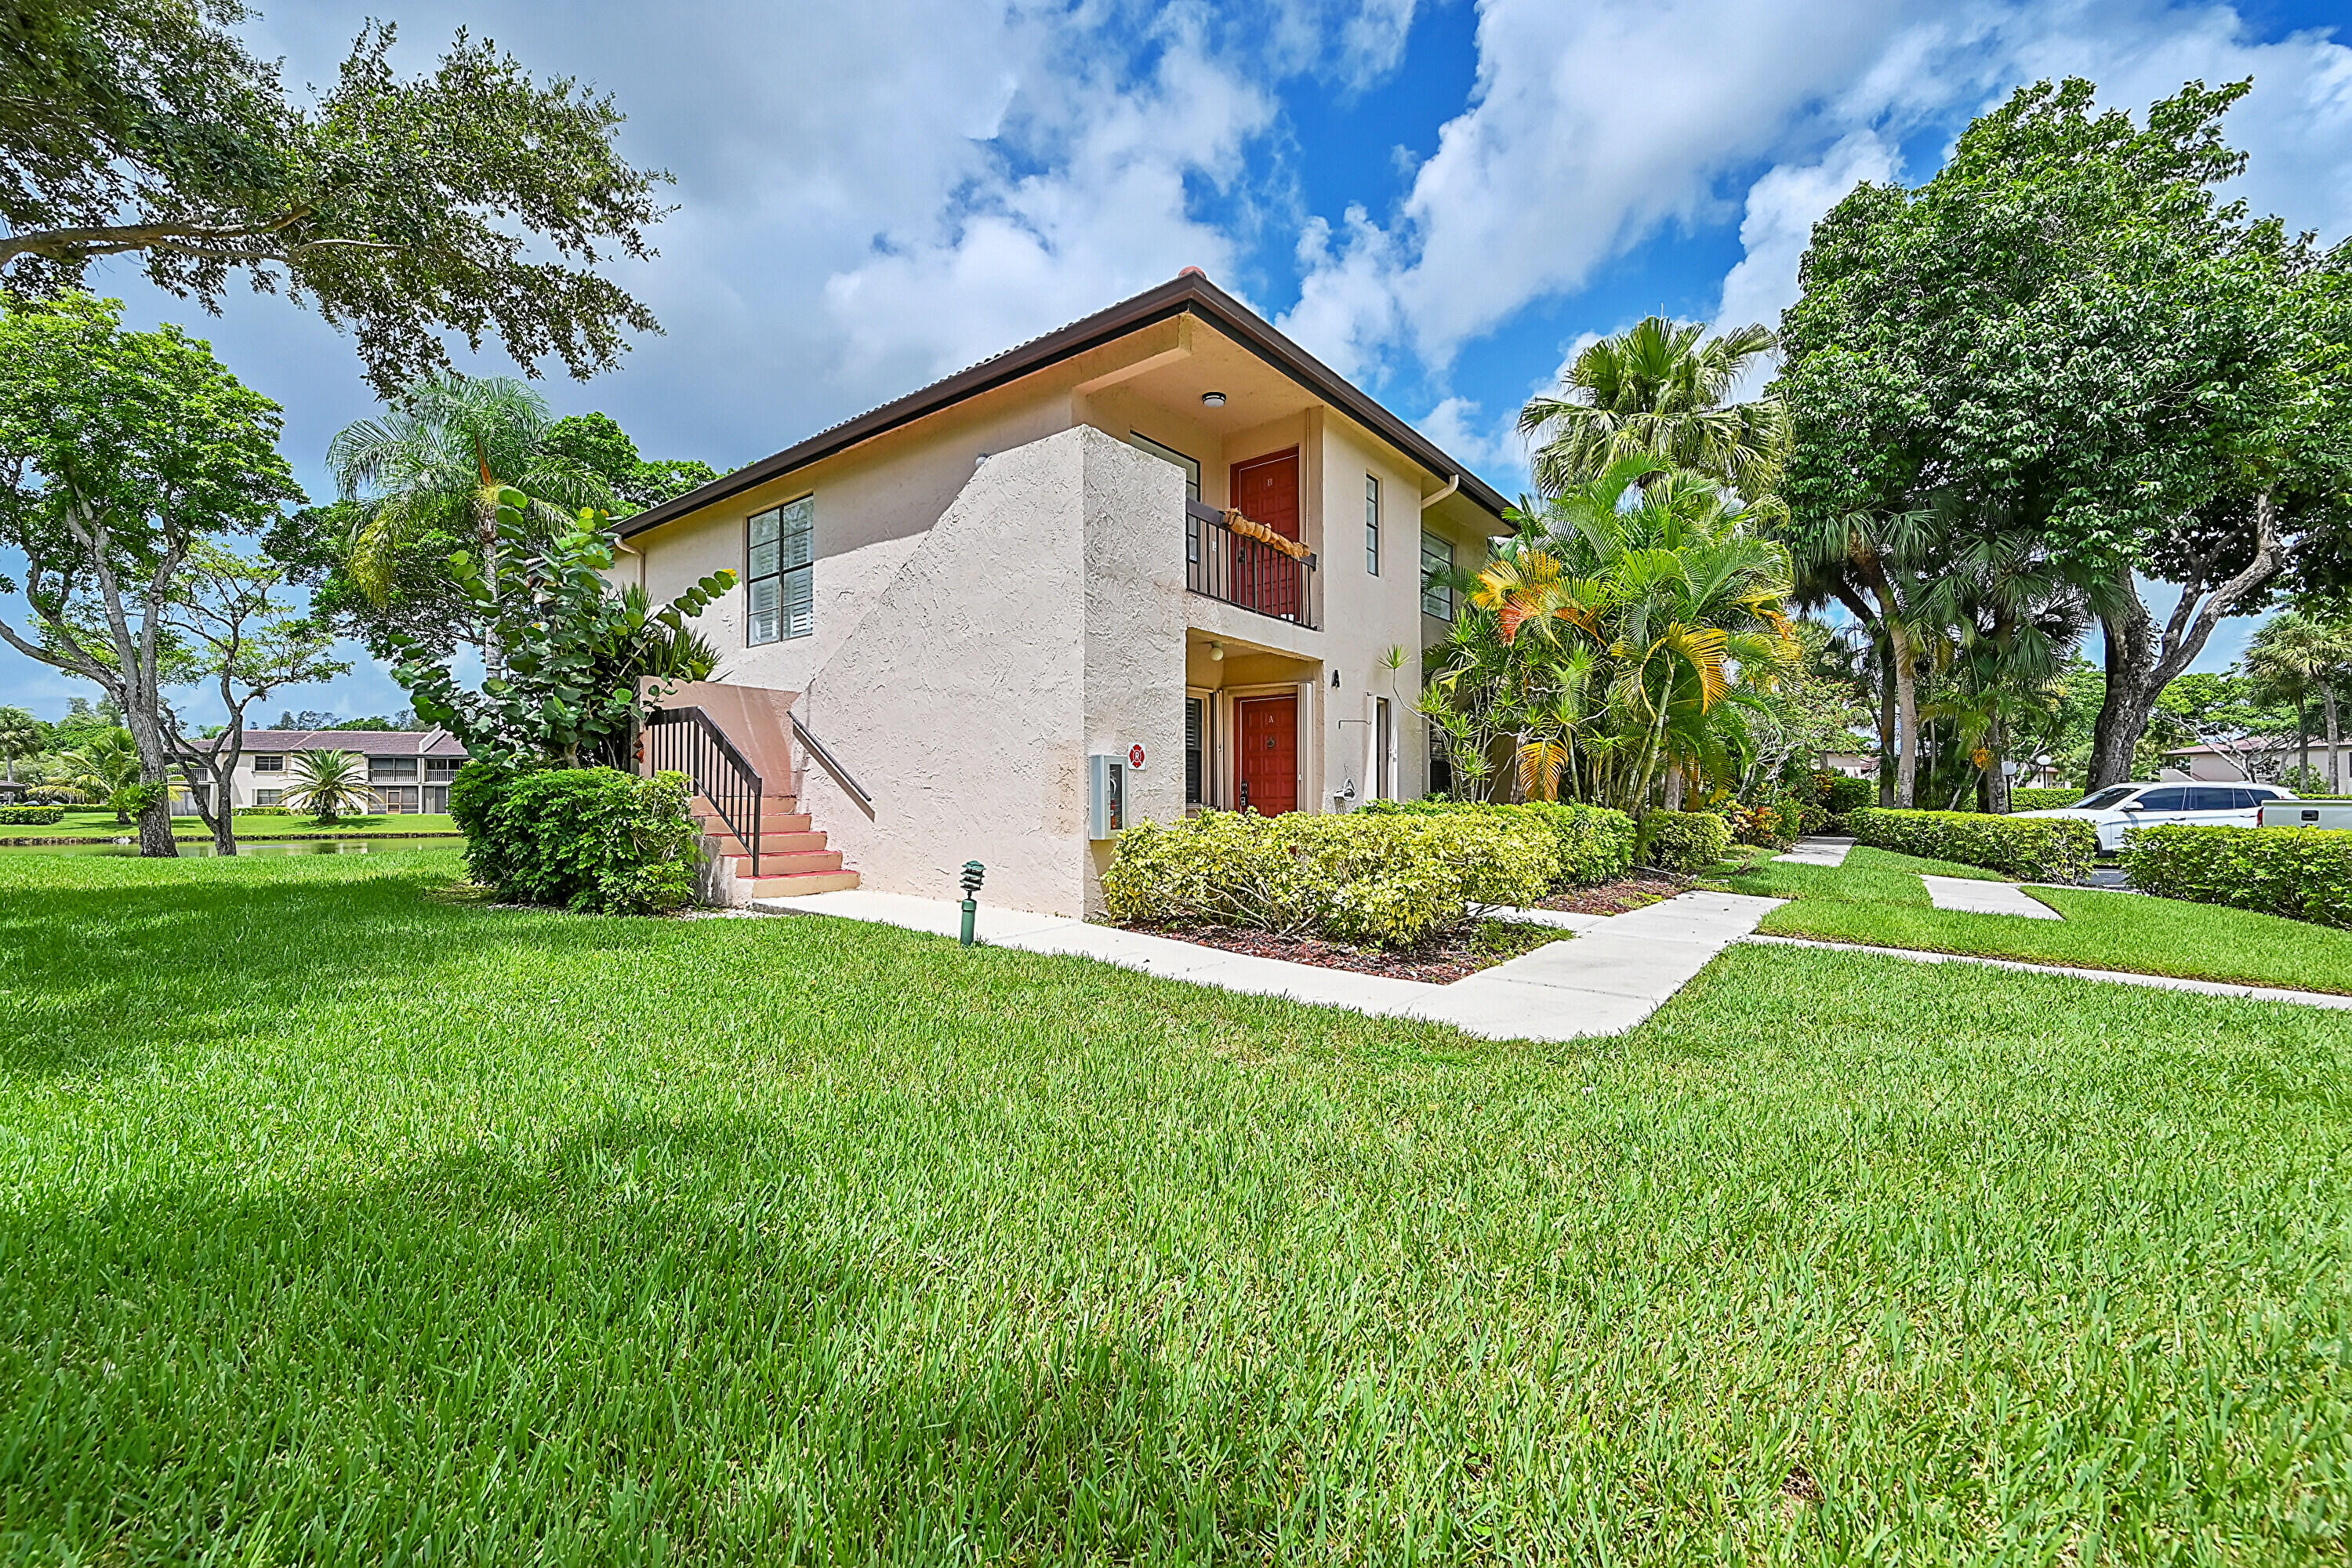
xmin=1777 ymin=506 xmax=1943 ymax=807
xmin=52 ymin=729 xmax=146 ymax=821
xmin=281 ymin=750 xmax=376 ymax=824
xmin=0 ymin=706 xmax=41 ymax=783
xmin=326 ymin=373 xmax=614 ymax=673
xmin=1517 ymin=318 xmax=1785 ymax=501
xmin=2245 ymin=612 xmax=2352 ymax=793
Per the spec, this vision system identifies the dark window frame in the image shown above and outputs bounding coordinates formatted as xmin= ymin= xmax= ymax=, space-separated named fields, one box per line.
xmin=748 ymin=495 xmax=815 ymax=645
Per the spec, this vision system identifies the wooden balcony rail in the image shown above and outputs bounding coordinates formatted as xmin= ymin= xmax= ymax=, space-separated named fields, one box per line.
xmin=1184 ymin=499 xmax=1318 ymax=628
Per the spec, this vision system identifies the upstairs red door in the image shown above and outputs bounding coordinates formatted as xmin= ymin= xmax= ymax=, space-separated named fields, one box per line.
xmin=1229 ymin=449 xmax=1302 ymax=619
xmin=1236 ymin=694 xmax=1298 ymax=815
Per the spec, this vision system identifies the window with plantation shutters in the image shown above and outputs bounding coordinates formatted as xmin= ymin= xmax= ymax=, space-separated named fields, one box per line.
xmin=747 ymin=496 xmax=815 ymax=644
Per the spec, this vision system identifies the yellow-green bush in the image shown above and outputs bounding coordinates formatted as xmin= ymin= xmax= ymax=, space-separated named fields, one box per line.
xmin=1104 ymin=809 xmax=1559 ymax=947
xmin=1359 ymin=797 xmax=1636 ymax=886
xmin=1637 ymin=810 xmax=1733 ymax=873
xmin=1849 ymin=807 xmax=2096 ymax=882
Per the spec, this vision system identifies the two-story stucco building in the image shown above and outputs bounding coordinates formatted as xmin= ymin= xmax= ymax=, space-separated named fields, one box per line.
xmin=619 ymin=270 xmax=1510 ymax=916
xmin=192 ymin=728 xmax=469 ymax=814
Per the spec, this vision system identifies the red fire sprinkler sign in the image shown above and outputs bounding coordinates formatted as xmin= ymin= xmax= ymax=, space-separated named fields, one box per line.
xmin=1128 ymin=743 xmax=1147 ymax=770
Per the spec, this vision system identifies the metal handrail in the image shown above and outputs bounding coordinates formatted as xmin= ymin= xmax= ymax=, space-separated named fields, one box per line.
xmin=791 ymin=712 xmax=876 ymax=818
xmin=1184 ymin=499 xmax=1318 ymax=628
xmin=644 ymin=706 xmax=762 ymax=877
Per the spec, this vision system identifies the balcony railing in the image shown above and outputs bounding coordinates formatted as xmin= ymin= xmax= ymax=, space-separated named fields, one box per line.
xmin=1185 ymin=499 xmax=1318 ymax=628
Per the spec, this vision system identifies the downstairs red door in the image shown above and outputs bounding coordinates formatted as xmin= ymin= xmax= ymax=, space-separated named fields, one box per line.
xmin=1236 ymin=695 xmax=1298 ymax=815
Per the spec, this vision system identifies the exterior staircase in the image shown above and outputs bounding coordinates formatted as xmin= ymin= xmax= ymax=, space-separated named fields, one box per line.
xmin=690 ymin=794 xmax=860 ymax=901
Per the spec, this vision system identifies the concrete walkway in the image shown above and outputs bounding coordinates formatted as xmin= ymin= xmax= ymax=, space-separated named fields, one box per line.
xmin=750 ymin=887 xmax=1785 ymax=1043
xmin=1775 ymin=837 xmax=1854 ymax=867
xmin=1922 ymin=874 xmax=2062 ymax=919
xmin=1740 ymin=934 xmax=2352 ymax=1011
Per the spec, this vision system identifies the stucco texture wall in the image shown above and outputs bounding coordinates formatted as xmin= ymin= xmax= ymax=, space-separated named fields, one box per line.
xmin=794 ymin=426 xmax=1185 ymax=917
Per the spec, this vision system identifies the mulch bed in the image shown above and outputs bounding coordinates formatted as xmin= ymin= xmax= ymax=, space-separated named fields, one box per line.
xmin=1119 ymin=918 xmax=1570 ymax=984
xmin=1537 ymin=869 xmax=1689 ymax=915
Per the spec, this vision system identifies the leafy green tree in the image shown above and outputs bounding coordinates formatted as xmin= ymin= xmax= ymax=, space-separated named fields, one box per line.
xmin=1780 ymin=78 xmax=2352 ymax=790
xmin=543 ymin=412 xmax=722 ymax=517
xmin=390 ymin=489 xmax=734 ymax=766
xmin=281 ymin=748 xmax=372 ymax=824
xmin=162 ymin=543 xmax=347 ymax=853
xmin=50 ymin=727 xmax=143 ymax=818
xmin=0 ymin=706 xmax=45 ymax=782
xmin=1518 ymin=318 xmax=1784 ymax=501
xmin=0 ymin=295 xmax=302 ymax=855
xmin=2 ymin=4 xmax=670 ymax=397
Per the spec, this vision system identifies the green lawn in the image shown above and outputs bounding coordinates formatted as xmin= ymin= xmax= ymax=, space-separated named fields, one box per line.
xmin=2 ymin=848 xmax=2348 ymax=1561
xmin=1721 ymin=844 xmax=2352 ymax=996
xmin=0 ymin=808 xmax=460 ymax=841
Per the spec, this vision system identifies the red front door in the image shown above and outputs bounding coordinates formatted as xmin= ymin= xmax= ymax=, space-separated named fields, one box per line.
xmin=1229 ymin=449 xmax=1302 ymax=620
xmin=1236 ymin=695 xmax=1298 ymax=816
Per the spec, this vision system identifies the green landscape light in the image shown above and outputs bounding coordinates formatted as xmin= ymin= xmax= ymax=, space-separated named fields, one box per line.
xmin=960 ymin=860 xmax=985 ymax=947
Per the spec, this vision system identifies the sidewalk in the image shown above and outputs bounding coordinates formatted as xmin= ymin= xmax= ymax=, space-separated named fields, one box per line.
xmin=750 ymin=888 xmax=1788 ymax=1042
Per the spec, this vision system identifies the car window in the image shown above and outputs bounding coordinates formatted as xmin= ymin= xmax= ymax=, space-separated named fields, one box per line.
xmin=2075 ymin=787 xmax=2136 ymax=809
xmin=2185 ymin=787 xmax=2240 ymax=811
xmin=2134 ymin=787 xmax=2190 ymax=811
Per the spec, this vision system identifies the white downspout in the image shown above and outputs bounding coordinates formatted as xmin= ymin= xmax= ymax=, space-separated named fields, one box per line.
xmin=1420 ymin=474 xmax=1460 ymax=511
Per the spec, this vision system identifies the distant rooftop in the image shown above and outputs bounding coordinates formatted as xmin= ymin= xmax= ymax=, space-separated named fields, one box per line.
xmin=210 ymin=729 xmax=467 ymax=757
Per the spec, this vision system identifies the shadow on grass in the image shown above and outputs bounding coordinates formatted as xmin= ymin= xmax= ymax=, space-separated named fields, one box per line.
xmin=0 ymin=1109 xmax=1275 ymax=1563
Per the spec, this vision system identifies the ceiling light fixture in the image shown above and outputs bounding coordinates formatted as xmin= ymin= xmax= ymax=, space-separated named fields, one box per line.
xmin=1209 ymin=641 xmax=1225 ymax=661
xmin=1200 ymin=391 xmax=1227 ymax=408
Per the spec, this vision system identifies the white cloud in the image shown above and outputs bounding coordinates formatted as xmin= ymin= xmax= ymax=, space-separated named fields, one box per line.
xmin=1292 ymin=0 xmax=2352 ymax=385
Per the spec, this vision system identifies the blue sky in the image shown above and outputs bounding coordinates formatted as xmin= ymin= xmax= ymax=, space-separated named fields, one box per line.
xmin=6 ymin=0 xmax=2351 ymax=720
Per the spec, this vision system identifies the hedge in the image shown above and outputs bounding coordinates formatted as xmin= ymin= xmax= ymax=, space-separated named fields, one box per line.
xmin=450 ymin=760 xmax=703 ymax=915
xmin=1360 ymin=797 xmax=1636 ymax=887
xmin=1847 ymin=807 xmax=2096 ymax=883
xmin=1105 ymin=809 xmax=1560 ymax=947
xmin=1637 ymin=810 xmax=1733 ymax=874
xmin=2119 ymin=825 xmax=2352 ymax=929
xmin=1810 ymin=772 xmax=1875 ymax=823
xmin=2006 ymin=786 xmax=2083 ymax=813
xmin=0 ymin=805 xmax=64 ymax=826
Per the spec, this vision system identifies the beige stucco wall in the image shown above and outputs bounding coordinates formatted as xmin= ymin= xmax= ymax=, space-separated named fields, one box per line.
xmin=789 ymin=426 xmax=1185 ymax=916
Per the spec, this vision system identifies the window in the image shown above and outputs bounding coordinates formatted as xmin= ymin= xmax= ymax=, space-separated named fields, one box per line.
xmin=1129 ymin=433 xmax=1201 ymax=503
xmin=252 ymin=754 xmax=284 ymax=773
xmin=2133 ymin=787 xmax=2190 ymax=811
xmin=1185 ymin=696 xmax=1207 ymax=805
xmin=748 ymin=497 xmax=815 ymax=644
xmin=425 ymin=757 xmax=461 ymax=780
xmin=2075 ymin=786 xmax=2135 ymax=809
xmin=1364 ymin=475 xmax=1381 ymax=575
xmin=1421 ymin=532 xmax=1454 ymax=619
xmin=2186 ymin=786 xmax=2242 ymax=811
xmin=254 ymin=789 xmax=281 ymax=808
xmin=1428 ymin=722 xmax=1453 ymax=797
xmin=369 ymin=757 xmax=419 ymax=784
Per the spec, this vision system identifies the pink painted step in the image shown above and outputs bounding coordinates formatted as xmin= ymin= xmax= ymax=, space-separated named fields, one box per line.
xmin=720 ymin=849 xmax=843 ymax=876
xmin=741 ymin=869 xmax=862 ymax=897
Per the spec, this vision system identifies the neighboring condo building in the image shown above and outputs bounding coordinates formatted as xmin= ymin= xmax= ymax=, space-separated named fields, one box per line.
xmin=197 ymin=729 xmax=470 ymax=813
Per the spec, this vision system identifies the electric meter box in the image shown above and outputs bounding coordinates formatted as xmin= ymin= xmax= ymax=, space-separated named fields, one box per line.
xmin=1088 ymin=754 xmax=1127 ymax=840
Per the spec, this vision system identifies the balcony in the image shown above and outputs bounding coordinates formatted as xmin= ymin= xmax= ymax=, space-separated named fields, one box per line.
xmin=1185 ymin=499 xmax=1318 ymax=629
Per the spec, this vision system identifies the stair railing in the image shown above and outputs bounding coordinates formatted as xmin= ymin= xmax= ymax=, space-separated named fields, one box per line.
xmin=791 ymin=712 xmax=876 ymax=818
xmin=644 ymin=706 xmax=762 ymax=877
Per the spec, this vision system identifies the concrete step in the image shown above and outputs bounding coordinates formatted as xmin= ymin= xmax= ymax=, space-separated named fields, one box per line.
xmin=702 ymin=829 xmax=829 ymax=859
xmin=724 ymin=849 xmax=844 ymax=875
xmin=694 ymin=811 xmax=810 ymax=836
xmin=741 ymin=869 xmax=861 ymax=897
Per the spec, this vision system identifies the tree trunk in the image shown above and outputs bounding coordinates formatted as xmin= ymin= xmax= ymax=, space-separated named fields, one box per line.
xmin=2090 ymin=495 xmax=2285 ymax=788
xmin=1876 ymin=648 xmax=1896 ymax=808
xmin=1889 ymin=624 xmax=1918 ymax=809
xmin=2327 ymin=681 xmax=2343 ymax=795
xmin=120 ymin=699 xmax=180 ymax=858
xmin=1984 ymin=718 xmax=2013 ymax=815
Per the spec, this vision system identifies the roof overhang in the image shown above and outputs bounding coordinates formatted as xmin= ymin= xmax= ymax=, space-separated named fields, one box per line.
xmin=620 ymin=272 xmax=1512 ymax=539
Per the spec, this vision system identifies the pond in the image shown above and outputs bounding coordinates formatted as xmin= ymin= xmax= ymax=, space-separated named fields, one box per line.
xmin=0 ymin=839 xmax=394 ymax=858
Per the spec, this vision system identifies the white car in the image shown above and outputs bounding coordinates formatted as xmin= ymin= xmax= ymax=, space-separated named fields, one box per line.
xmin=2015 ymin=782 xmax=2298 ymax=852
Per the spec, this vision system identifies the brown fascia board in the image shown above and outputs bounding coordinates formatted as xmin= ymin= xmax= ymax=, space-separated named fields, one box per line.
xmin=619 ymin=273 xmax=1512 ymax=539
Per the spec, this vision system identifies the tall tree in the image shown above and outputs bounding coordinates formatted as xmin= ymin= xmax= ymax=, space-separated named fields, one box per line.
xmin=162 ymin=543 xmax=347 ymax=854
xmin=1517 ymin=317 xmax=1785 ymax=501
xmin=325 ymin=374 xmax=612 ymax=673
xmin=543 ymin=412 xmax=722 ymax=517
xmin=1780 ymin=78 xmax=2352 ymax=790
xmin=2245 ymin=612 xmax=2352 ymax=792
xmin=0 ymin=706 xmax=44 ymax=782
xmin=2 ymin=3 xmax=670 ymax=397
xmin=0 ymin=295 xmax=301 ymax=855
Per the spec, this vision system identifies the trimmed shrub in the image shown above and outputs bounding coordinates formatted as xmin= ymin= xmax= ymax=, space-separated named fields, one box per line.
xmin=1847 ymin=807 xmax=2096 ymax=883
xmin=452 ymin=759 xmax=702 ymax=914
xmin=237 ymin=806 xmax=293 ymax=816
xmin=1359 ymin=797 xmax=1637 ymax=887
xmin=1105 ymin=808 xmax=1559 ymax=947
xmin=0 ymin=805 xmax=64 ymax=826
xmin=1810 ymin=772 xmax=1875 ymax=824
xmin=1637 ymin=810 xmax=1733 ymax=873
xmin=2006 ymin=786 xmax=2082 ymax=813
xmin=2120 ymin=825 xmax=2352 ymax=929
